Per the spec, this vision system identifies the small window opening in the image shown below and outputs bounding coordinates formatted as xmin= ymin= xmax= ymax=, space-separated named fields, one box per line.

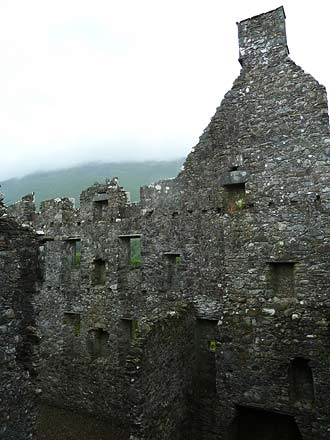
xmin=72 ymin=240 xmax=81 ymax=266
xmin=119 ymin=235 xmax=142 ymax=267
xmin=93 ymin=199 xmax=108 ymax=220
xmin=165 ymin=253 xmax=181 ymax=286
xmin=289 ymin=358 xmax=315 ymax=404
xmin=121 ymin=318 xmax=138 ymax=341
xmin=65 ymin=239 xmax=81 ymax=267
xmin=229 ymin=165 xmax=239 ymax=171
xmin=87 ymin=328 xmax=109 ymax=358
xmin=63 ymin=312 xmax=81 ymax=336
xmin=196 ymin=319 xmax=218 ymax=352
xmin=224 ymin=183 xmax=246 ymax=213
xmin=269 ymin=262 xmax=295 ymax=297
xmin=130 ymin=238 xmax=141 ymax=267
xmin=92 ymin=259 xmax=106 ymax=286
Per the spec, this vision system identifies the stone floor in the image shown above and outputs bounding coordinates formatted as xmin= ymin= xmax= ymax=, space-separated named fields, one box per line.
xmin=35 ymin=404 xmax=129 ymax=440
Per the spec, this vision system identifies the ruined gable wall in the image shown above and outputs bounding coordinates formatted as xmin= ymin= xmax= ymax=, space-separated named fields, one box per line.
xmin=179 ymin=8 xmax=329 ymax=211
xmin=179 ymin=7 xmax=330 ymax=439
xmin=137 ymin=7 xmax=330 ymax=439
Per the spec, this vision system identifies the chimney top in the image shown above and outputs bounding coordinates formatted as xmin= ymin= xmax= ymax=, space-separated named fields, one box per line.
xmin=237 ymin=6 xmax=289 ymax=68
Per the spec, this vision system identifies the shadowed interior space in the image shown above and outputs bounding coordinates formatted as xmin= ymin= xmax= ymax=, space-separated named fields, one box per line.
xmin=228 ymin=406 xmax=303 ymax=440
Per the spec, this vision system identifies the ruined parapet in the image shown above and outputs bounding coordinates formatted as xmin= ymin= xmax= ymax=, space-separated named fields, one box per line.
xmin=237 ymin=7 xmax=289 ymax=68
xmin=140 ymin=178 xmax=179 ymax=210
xmin=80 ymin=177 xmax=130 ymax=222
xmin=39 ymin=197 xmax=76 ymax=229
xmin=0 ymin=190 xmax=6 ymax=217
xmin=7 ymin=193 xmax=36 ymax=226
xmin=0 ymin=218 xmax=39 ymax=440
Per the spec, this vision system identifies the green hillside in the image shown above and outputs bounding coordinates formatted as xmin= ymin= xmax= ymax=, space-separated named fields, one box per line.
xmin=1 ymin=159 xmax=184 ymax=207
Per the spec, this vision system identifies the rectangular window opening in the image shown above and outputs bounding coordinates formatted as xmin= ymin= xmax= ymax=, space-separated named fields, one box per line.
xmin=165 ymin=253 xmax=181 ymax=286
xmin=130 ymin=238 xmax=141 ymax=267
xmin=72 ymin=240 xmax=81 ymax=266
xmin=121 ymin=318 xmax=138 ymax=341
xmin=65 ymin=238 xmax=81 ymax=267
xmin=269 ymin=262 xmax=295 ymax=297
xmin=93 ymin=199 xmax=108 ymax=220
xmin=63 ymin=312 xmax=81 ymax=336
xmin=196 ymin=319 xmax=218 ymax=352
xmin=87 ymin=328 xmax=109 ymax=358
xmin=223 ymin=182 xmax=246 ymax=213
xmin=119 ymin=235 xmax=142 ymax=267
xmin=289 ymin=357 xmax=315 ymax=404
xmin=92 ymin=259 xmax=106 ymax=286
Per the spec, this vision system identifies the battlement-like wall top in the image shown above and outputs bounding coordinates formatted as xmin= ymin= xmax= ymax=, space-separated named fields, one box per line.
xmin=40 ymin=197 xmax=75 ymax=211
xmin=237 ymin=6 xmax=289 ymax=68
xmin=80 ymin=177 xmax=129 ymax=204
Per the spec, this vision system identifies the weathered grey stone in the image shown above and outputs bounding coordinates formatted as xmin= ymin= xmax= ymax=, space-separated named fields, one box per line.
xmin=4 ymin=5 xmax=330 ymax=440
xmin=0 ymin=218 xmax=39 ymax=440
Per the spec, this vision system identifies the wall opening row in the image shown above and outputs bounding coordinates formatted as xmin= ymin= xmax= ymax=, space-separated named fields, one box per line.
xmin=63 ymin=314 xmax=138 ymax=359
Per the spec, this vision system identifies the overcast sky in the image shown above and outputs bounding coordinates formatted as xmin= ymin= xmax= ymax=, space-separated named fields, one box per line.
xmin=1 ymin=0 xmax=329 ymax=180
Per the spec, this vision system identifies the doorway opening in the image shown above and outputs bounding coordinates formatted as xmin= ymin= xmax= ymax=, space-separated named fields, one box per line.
xmin=228 ymin=406 xmax=302 ymax=440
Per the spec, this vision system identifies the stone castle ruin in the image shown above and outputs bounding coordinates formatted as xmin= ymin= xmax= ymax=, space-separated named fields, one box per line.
xmin=1 ymin=6 xmax=330 ymax=440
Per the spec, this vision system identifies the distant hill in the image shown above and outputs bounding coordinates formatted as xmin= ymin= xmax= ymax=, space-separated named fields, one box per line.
xmin=1 ymin=159 xmax=184 ymax=207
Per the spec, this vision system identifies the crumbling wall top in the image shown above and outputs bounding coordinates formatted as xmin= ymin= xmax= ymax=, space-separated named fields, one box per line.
xmin=80 ymin=177 xmax=129 ymax=205
xmin=79 ymin=177 xmax=130 ymax=222
xmin=40 ymin=197 xmax=75 ymax=211
xmin=39 ymin=197 xmax=76 ymax=226
xmin=7 ymin=193 xmax=36 ymax=226
xmin=140 ymin=178 xmax=177 ymax=208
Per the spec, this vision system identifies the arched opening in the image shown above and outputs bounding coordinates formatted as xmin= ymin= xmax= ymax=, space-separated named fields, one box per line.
xmin=228 ymin=406 xmax=302 ymax=440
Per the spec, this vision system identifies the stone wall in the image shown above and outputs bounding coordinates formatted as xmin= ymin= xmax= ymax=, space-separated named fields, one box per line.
xmin=217 ymin=206 xmax=330 ymax=438
xmin=7 ymin=193 xmax=36 ymax=226
xmin=34 ymin=183 xmax=135 ymax=438
xmin=127 ymin=303 xmax=195 ymax=440
xmin=0 ymin=217 xmax=39 ymax=440
xmin=6 ymin=6 xmax=330 ymax=440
